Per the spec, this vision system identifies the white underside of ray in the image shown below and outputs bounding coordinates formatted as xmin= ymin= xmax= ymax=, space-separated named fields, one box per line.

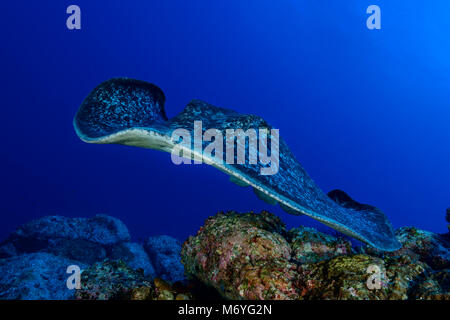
xmin=78 ymin=127 xmax=383 ymax=249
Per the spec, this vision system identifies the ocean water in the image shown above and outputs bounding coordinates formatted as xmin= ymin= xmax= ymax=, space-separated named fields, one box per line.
xmin=1 ymin=1 xmax=449 ymax=243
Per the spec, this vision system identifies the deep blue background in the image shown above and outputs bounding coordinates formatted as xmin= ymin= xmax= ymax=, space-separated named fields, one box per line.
xmin=1 ymin=1 xmax=449 ymax=242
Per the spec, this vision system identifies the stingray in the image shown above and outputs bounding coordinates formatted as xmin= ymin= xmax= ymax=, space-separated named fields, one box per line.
xmin=74 ymin=78 xmax=401 ymax=251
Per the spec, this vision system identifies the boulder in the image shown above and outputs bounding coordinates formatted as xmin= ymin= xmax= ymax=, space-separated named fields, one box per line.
xmin=0 ymin=215 xmax=133 ymax=266
xmin=3 ymin=214 xmax=130 ymax=247
xmin=107 ymin=242 xmax=155 ymax=277
xmin=181 ymin=210 xmax=450 ymax=300
xmin=75 ymin=259 xmax=192 ymax=300
xmin=0 ymin=252 xmax=86 ymax=300
xmin=289 ymin=226 xmax=353 ymax=264
xmin=181 ymin=211 xmax=298 ymax=299
xmin=145 ymin=235 xmax=185 ymax=283
xmin=75 ymin=259 xmax=152 ymax=300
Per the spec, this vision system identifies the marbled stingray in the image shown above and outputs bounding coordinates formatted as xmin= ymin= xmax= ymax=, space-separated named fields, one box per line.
xmin=74 ymin=78 xmax=401 ymax=251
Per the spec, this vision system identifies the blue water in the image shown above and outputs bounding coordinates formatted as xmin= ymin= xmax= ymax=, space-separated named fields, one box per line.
xmin=1 ymin=1 xmax=449 ymax=242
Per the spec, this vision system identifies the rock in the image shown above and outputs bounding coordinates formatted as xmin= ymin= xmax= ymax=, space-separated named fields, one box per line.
xmin=411 ymin=269 xmax=450 ymax=300
xmin=145 ymin=235 xmax=185 ymax=283
xmin=75 ymin=259 xmax=192 ymax=300
xmin=176 ymin=293 xmax=190 ymax=300
xmin=289 ymin=226 xmax=353 ymax=264
xmin=153 ymin=278 xmax=192 ymax=300
xmin=383 ymin=254 xmax=431 ymax=299
xmin=2 ymin=210 xmax=448 ymax=300
xmin=0 ymin=242 xmax=17 ymax=259
xmin=296 ymin=254 xmax=389 ymax=299
xmin=45 ymin=238 xmax=107 ymax=265
xmin=0 ymin=252 xmax=86 ymax=300
xmin=0 ymin=215 xmax=153 ymax=268
xmin=3 ymin=214 xmax=130 ymax=247
xmin=157 ymin=290 xmax=174 ymax=300
xmin=0 ymin=215 xmax=130 ymax=262
xmin=181 ymin=211 xmax=299 ymax=300
xmin=391 ymin=227 xmax=449 ymax=270
xmin=181 ymin=210 xmax=450 ymax=300
xmin=130 ymin=286 xmax=152 ymax=300
xmin=107 ymin=242 xmax=155 ymax=278
xmin=153 ymin=278 xmax=175 ymax=300
xmin=75 ymin=259 xmax=152 ymax=300
xmin=296 ymin=252 xmax=433 ymax=300
xmin=364 ymin=226 xmax=450 ymax=271
xmin=446 ymin=208 xmax=450 ymax=232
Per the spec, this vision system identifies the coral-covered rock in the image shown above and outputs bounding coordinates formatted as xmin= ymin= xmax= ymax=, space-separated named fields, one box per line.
xmin=383 ymin=254 xmax=431 ymax=299
xmin=446 ymin=208 xmax=450 ymax=232
xmin=296 ymin=254 xmax=389 ymax=300
xmin=296 ymin=253 xmax=432 ymax=300
xmin=182 ymin=211 xmax=298 ymax=300
xmin=391 ymin=227 xmax=449 ymax=270
xmin=145 ymin=235 xmax=185 ymax=283
xmin=364 ymin=226 xmax=450 ymax=271
xmin=411 ymin=269 xmax=450 ymax=300
xmin=1 ymin=210 xmax=448 ymax=301
xmin=289 ymin=226 xmax=353 ymax=264
xmin=107 ymin=242 xmax=155 ymax=277
xmin=0 ymin=252 xmax=86 ymax=300
xmin=130 ymin=286 xmax=153 ymax=300
xmin=75 ymin=259 xmax=152 ymax=300
xmin=153 ymin=277 xmax=193 ymax=300
xmin=232 ymin=260 xmax=299 ymax=300
xmin=182 ymin=210 xmax=450 ymax=300
xmin=75 ymin=259 xmax=192 ymax=300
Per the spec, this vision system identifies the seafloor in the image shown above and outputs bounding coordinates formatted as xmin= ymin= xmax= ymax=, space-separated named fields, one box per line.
xmin=0 ymin=206 xmax=448 ymax=300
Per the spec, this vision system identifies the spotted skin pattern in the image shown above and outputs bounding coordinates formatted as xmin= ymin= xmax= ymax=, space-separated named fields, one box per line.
xmin=74 ymin=78 xmax=401 ymax=251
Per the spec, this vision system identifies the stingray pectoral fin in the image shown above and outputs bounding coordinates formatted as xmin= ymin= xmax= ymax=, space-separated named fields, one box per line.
xmin=74 ymin=78 xmax=401 ymax=252
xmin=253 ymin=187 xmax=278 ymax=206
xmin=73 ymin=78 xmax=168 ymax=142
xmin=280 ymin=203 xmax=303 ymax=216
xmin=229 ymin=175 xmax=250 ymax=187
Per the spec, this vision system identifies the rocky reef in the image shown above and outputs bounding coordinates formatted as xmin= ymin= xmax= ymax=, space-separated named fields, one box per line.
xmin=0 ymin=215 xmax=184 ymax=299
xmin=0 ymin=208 xmax=448 ymax=300
xmin=0 ymin=252 xmax=87 ymax=300
xmin=447 ymin=208 xmax=450 ymax=232
xmin=74 ymin=259 xmax=191 ymax=300
xmin=181 ymin=210 xmax=449 ymax=300
xmin=144 ymin=236 xmax=185 ymax=283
